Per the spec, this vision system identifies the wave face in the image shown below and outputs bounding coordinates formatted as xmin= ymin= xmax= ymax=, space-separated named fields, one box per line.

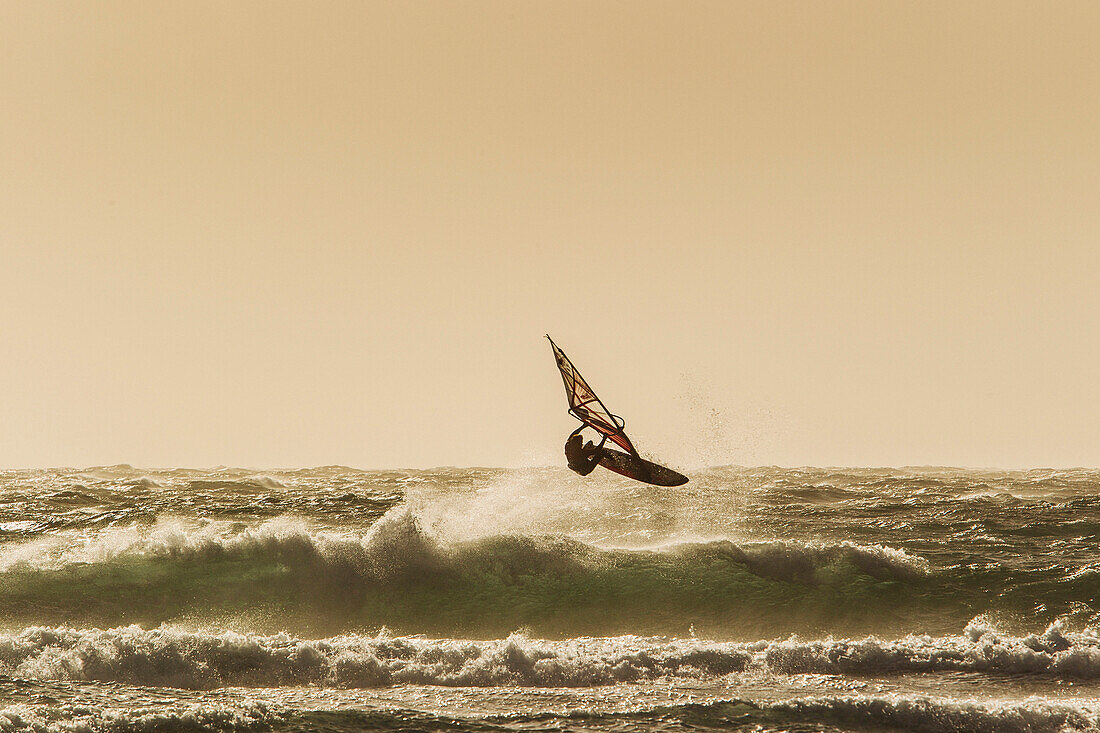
xmin=4 ymin=465 xmax=1100 ymax=732
xmin=0 ymin=509 xmax=935 ymax=639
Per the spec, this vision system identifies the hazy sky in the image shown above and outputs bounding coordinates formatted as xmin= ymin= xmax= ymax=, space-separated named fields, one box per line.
xmin=2 ymin=1 xmax=1098 ymax=469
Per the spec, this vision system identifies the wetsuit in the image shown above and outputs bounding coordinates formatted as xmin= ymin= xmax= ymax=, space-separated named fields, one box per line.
xmin=565 ymin=430 xmax=606 ymax=476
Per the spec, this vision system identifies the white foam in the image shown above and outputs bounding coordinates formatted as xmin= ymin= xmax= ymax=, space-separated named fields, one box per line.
xmin=7 ymin=619 xmax=1100 ymax=689
xmin=0 ymin=701 xmax=273 ymax=733
xmin=762 ymin=617 xmax=1100 ymax=677
xmin=0 ymin=626 xmax=750 ymax=689
xmin=769 ymin=694 xmax=1099 ymax=733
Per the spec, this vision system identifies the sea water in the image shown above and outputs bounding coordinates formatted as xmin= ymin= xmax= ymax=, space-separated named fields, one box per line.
xmin=2 ymin=465 xmax=1100 ymax=732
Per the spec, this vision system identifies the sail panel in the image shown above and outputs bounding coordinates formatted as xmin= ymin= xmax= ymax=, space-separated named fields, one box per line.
xmin=548 ymin=337 xmax=635 ymax=454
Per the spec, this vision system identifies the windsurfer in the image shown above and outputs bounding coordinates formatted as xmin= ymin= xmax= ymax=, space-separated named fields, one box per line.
xmin=565 ymin=425 xmax=607 ymax=476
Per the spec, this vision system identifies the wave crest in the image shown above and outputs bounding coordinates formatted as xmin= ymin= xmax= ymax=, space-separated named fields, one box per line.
xmin=0 ymin=627 xmax=749 ymax=689
xmin=9 ymin=620 xmax=1100 ymax=690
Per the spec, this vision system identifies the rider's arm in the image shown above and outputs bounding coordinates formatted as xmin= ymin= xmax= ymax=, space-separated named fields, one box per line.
xmin=583 ymin=434 xmax=608 ymax=468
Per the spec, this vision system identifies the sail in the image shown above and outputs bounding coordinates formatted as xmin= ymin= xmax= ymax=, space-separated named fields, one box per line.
xmin=547 ymin=336 xmax=636 ymax=454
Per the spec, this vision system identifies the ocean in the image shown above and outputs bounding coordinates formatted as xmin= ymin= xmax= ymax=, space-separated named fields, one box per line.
xmin=2 ymin=465 xmax=1100 ymax=732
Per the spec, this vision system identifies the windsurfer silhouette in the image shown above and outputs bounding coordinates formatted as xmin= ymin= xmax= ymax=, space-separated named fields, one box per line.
xmin=548 ymin=335 xmax=687 ymax=486
xmin=564 ymin=425 xmax=607 ymax=476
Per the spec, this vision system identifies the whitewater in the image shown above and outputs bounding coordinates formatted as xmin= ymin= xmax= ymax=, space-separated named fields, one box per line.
xmin=3 ymin=466 xmax=1100 ymax=731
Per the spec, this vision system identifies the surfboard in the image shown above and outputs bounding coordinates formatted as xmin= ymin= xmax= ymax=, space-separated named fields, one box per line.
xmin=547 ymin=335 xmax=688 ymax=487
xmin=598 ymin=447 xmax=689 ymax=486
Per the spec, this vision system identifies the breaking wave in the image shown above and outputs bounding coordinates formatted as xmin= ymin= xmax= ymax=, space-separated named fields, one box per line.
xmin=0 ymin=627 xmax=749 ymax=689
xmin=0 ymin=502 xmax=1096 ymax=639
xmin=8 ymin=618 xmax=1100 ymax=690
xmin=0 ymin=508 xmax=936 ymax=638
xmin=762 ymin=617 xmax=1100 ymax=678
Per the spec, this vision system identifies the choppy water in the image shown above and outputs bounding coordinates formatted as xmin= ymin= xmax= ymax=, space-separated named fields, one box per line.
xmin=3 ymin=465 xmax=1100 ymax=731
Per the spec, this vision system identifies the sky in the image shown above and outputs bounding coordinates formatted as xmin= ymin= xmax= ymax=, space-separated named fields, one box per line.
xmin=1 ymin=1 xmax=1098 ymax=469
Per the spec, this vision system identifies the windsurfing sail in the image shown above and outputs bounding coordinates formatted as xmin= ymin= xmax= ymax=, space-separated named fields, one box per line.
xmin=547 ymin=336 xmax=636 ymax=454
